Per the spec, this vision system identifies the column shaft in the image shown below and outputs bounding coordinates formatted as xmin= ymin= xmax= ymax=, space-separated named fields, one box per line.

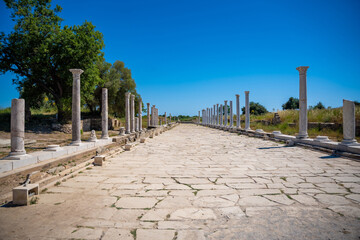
xmin=296 ymin=66 xmax=309 ymax=138
xmin=101 ymin=88 xmax=109 ymax=139
xmin=125 ymin=92 xmax=131 ymax=134
xmin=10 ymin=98 xmax=26 ymax=156
xmin=70 ymin=69 xmax=83 ymax=145
xmin=236 ymin=94 xmax=240 ymax=128
xmin=245 ymin=91 xmax=250 ymax=130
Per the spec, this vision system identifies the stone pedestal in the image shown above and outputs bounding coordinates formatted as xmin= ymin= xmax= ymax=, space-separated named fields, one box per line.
xmin=119 ymin=127 xmax=125 ymax=136
xmin=245 ymin=91 xmax=250 ymax=130
xmin=224 ymin=101 xmax=228 ymax=127
xmin=70 ymin=69 xmax=84 ymax=145
xmin=296 ymin=66 xmax=309 ymax=139
xmin=147 ymin=103 xmax=151 ymax=128
xmin=13 ymin=184 xmax=39 ymax=205
xmin=236 ymin=94 xmax=240 ymax=128
xmin=130 ymin=94 xmax=135 ymax=133
xmin=9 ymin=99 xmax=26 ymax=157
xmin=125 ymin=92 xmax=131 ymax=134
xmin=229 ymin=101 xmax=233 ymax=127
xmin=341 ymin=99 xmax=358 ymax=145
xmin=101 ymin=88 xmax=109 ymax=139
xmin=88 ymin=130 xmax=98 ymax=142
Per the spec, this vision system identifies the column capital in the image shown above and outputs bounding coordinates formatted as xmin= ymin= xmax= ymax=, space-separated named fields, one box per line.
xmin=236 ymin=94 xmax=240 ymax=97
xmin=130 ymin=94 xmax=135 ymax=100
xmin=296 ymin=66 xmax=309 ymax=74
xmin=125 ymin=92 xmax=131 ymax=97
xmin=245 ymin=91 xmax=249 ymax=94
xmin=224 ymin=100 xmax=227 ymax=103
xmin=69 ymin=69 xmax=84 ymax=75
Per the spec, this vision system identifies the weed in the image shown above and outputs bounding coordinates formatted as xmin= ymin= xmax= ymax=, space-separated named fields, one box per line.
xmin=280 ymin=177 xmax=287 ymax=182
xmin=285 ymin=194 xmax=293 ymax=200
xmin=55 ymin=181 xmax=61 ymax=186
xmin=54 ymin=202 xmax=61 ymax=205
xmin=130 ymin=229 xmax=137 ymax=239
xmin=86 ymin=167 xmax=92 ymax=170
xmin=41 ymin=188 xmax=48 ymax=193
xmin=30 ymin=196 xmax=38 ymax=205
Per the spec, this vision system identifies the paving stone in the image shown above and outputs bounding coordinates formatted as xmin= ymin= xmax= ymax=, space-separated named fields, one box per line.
xmin=170 ymin=208 xmax=217 ymax=220
xmin=328 ymin=205 xmax=360 ymax=218
xmin=177 ymin=230 xmax=206 ymax=240
xmin=291 ymin=194 xmax=318 ymax=205
xmin=193 ymin=196 xmax=235 ymax=207
xmin=217 ymin=206 xmax=246 ymax=219
xmin=115 ymin=197 xmax=158 ymax=209
xmin=314 ymin=194 xmax=351 ymax=205
xmin=137 ymin=229 xmax=175 ymax=240
xmin=238 ymin=196 xmax=279 ymax=207
xmin=345 ymin=194 xmax=360 ymax=203
xmin=264 ymin=194 xmax=295 ymax=205
xmin=141 ymin=209 xmax=173 ymax=221
xmin=102 ymin=229 xmax=133 ymax=240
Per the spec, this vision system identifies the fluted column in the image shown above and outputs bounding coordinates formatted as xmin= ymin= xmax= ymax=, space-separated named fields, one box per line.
xmin=138 ymin=98 xmax=143 ymax=131
xmin=230 ymin=101 xmax=233 ymax=127
xmin=147 ymin=103 xmax=150 ymax=128
xmin=236 ymin=94 xmax=240 ymax=128
xmin=9 ymin=98 xmax=26 ymax=157
xmin=296 ymin=66 xmax=309 ymax=139
xmin=125 ymin=92 xmax=131 ymax=134
xmin=224 ymin=101 xmax=228 ymax=127
xmin=101 ymin=88 xmax=109 ymax=139
xmin=70 ymin=69 xmax=84 ymax=145
xmin=341 ymin=100 xmax=358 ymax=145
xmin=245 ymin=91 xmax=250 ymax=130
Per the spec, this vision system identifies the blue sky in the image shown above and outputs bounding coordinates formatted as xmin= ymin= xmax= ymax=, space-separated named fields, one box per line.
xmin=1 ymin=0 xmax=359 ymax=116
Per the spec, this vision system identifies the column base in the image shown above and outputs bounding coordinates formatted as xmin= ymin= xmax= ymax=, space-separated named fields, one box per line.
xmin=340 ymin=139 xmax=359 ymax=146
xmin=4 ymin=153 xmax=30 ymax=160
xmin=296 ymin=134 xmax=308 ymax=139
xmin=70 ymin=141 xmax=82 ymax=146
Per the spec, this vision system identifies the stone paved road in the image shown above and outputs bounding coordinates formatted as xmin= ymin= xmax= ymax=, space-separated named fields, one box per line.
xmin=1 ymin=124 xmax=360 ymax=240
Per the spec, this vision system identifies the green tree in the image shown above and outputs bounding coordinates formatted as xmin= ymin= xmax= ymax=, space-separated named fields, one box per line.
xmin=89 ymin=60 xmax=141 ymax=118
xmin=241 ymin=102 xmax=268 ymax=115
xmin=282 ymin=97 xmax=299 ymax=110
xmin=0 ymin=0 xmax=104 ymax=122
xmin=310 ymin=102 xmax=325 ymax=110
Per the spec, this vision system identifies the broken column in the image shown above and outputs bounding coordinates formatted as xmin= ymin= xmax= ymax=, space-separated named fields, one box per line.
xmin=125 ymin=92 xmax=131 ymax=134
xmin=8 ymin=98 xmax=26 ymax=158
xmin=147 ymin=103 xmax=150 ymax=128
xmin=138 ymin=98 xmax=142 ymax=131
xmin=130 ymin=94 xmax=135 ymax=133
xmin=230 ymin=101 xmax=233 ymax=127
xmin=236 ymin=94 xmax=240 ymax=128
xmin=245 ymin=91 xmax=250 ymax=130
xmin=70 ymin=69 xmax=84 ymax=145
xmin=101 ymin=88 xmax=109 ymax=139
xmin=341 ymin=99 xmax=358 ymax=145
xmin=296 ymin=66 xmax=309 ymax=139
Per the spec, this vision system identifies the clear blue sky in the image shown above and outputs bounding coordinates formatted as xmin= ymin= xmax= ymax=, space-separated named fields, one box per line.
xmin=1 ymin=0 xmax=359 ymax=116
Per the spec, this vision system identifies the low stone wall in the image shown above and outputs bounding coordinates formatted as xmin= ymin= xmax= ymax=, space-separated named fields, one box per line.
xmin=52 ymin=118 xmax=121 ymax=133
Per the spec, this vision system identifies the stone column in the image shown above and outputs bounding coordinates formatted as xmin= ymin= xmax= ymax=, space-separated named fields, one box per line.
xmin=130 ymin=94 xmax=135 ymax=133
xmin=216 ymin=104 xmax=219 ymax=126
xmin=9 ymin=98 xmax=26 ymax=157
xmin=164 ymin=112 xmax=167 ymax=125
xmin=101 ymin=88 xmax=109 ymax=139
xmin=135 ymin=117 xmax=139 ymax=132
xmin=147 ymin=103 xmax=150 ymax=128
xmin=220 ymin=104 xmax=223 ymax=126
xmin=198 ymin=111 xmax=200 ymax=124
xmin=224 ymin=101 xmax=228 ymax=127
xmin=138 ymin=98 xmax=142 ymax=131
xmin=230 ymin=101 xmax=233 ymax=127
xmin=70 ymin=69 xmax=84 ymax=145
xmin=245 ymin=91 xmax=250 ymax=130
xmin=169 ymin=114 xmax=172 ymax=123
xmin=125 ymin=92 xmax=131 ymax=134
xmin=341 ymin=100 xmax=358 ymax=145
xmin=296 ymin=66 xmax=309 ymax=139
xmin=212 ymin=105 xmax=215 ymax=126
xmin=211 ymin=108 xmax=213 ymax=126
xmin=151 ymin=105 xmax=155 ymax=126
xmin=236 ymin=94 xmax=240 ymax=128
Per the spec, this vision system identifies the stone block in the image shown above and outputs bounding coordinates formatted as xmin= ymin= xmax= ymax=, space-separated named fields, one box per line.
xmin=94 ymin=155 xmax=105 ymax=166
xmin=11 ymin=156 xmax=38 ymax=169
xmin=125 ymin=144 xmax=132 ymax=151
xmin=0 ymin=160 xmax=13 ymax=173
xmin=13 ymin=183 xmax=39 ymax=205
xmin=140 ymin=138 xmax=146 ymax=143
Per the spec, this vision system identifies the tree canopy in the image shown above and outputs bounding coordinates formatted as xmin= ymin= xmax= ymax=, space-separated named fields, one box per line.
xmin=0 ymin=0 xmax=104 ymax=122
xmin=282 ymin=97 xmax=299 ymax=110
xmin=241 ymin=102 xmax=268 ymax=115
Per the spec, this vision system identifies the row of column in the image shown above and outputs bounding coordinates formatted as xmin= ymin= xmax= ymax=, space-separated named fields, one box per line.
xmin=7 ymin=68 xmax=174 ymax=159
xmin=199 ymin=91 xmax=250 ymax=130
xmin=198 ymin=66 xmax=358 ymax=146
